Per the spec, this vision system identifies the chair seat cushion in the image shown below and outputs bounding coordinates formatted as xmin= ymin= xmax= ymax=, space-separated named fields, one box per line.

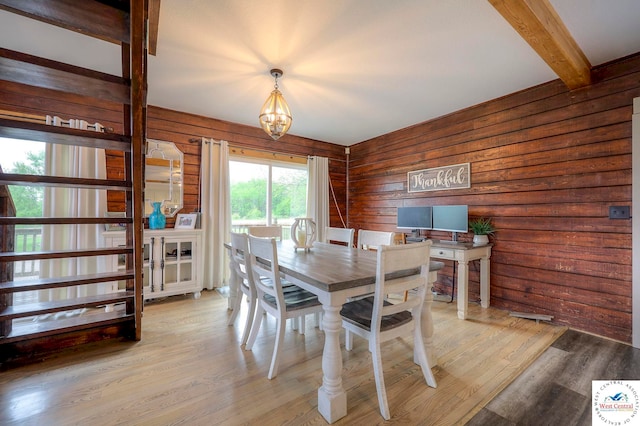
xmin=263 ymin=284 xmax=321 ymax=311
xmin=340 ymin=296 xmax=412 ymax=331
xmin=257 ymin=276 xmax=297 ymax=288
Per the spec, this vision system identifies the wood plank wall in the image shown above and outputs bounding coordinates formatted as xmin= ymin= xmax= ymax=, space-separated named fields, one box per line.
xmin=2 ymin=52 xmax=638 ymax=343
xmin=142 ymin=106 xmax=347 ymax=228
xmin=348 ymin=53 xmax=640 ymax=343
xmin=0 ymin=82 xmax=347 ymax=229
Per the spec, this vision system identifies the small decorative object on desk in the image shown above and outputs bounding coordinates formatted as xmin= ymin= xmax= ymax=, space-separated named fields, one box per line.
xmin=149 ymin=201 xmax=166 ymax=229
xmin=291 ymin=217 xmax=317 ymax=251
xmin=175 ymin=213 xmax=198 ymax=229
xmin=468 ymin=217 xmax=495 ymax=245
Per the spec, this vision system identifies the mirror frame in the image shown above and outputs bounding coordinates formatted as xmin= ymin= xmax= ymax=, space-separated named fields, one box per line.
xmin=144 ymin=139 xmax=184 ymax=217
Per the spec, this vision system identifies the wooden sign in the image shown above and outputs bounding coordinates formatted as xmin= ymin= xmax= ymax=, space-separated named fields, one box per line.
xmin=408 ymin=163 xmax=470 ymax=192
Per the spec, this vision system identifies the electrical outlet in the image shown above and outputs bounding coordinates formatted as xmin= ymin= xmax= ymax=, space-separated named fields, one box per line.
xmin=609 ymin=206 xmax=630 ymax=219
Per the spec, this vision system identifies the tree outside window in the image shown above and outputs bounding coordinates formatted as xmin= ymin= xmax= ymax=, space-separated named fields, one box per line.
xmin=230 ymin=159 xmax=307 ymax=238
xmin=2 ymin=138 xmax=45 ymax=292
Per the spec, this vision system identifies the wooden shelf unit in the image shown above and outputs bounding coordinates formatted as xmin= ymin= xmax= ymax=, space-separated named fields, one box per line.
xmin=0 ymin=0 xmax=146 ymax=364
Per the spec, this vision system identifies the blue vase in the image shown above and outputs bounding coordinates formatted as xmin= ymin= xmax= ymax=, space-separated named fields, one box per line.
xmin=149 ymin=202 xmax=166 ymax=229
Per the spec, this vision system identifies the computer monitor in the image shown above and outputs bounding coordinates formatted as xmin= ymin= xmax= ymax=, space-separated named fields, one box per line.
xmin=432 ymin=205 xmax=468 ymax=241
xmin=397 ymin=206 xmax=432 ymax=236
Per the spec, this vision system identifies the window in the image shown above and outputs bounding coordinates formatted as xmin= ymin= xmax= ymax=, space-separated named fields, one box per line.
xmin=1 ymin=137 xmax=45 ymax=304
xmin=230 ymin=158 xmax=307 ymax=239
xmin=1 ymin=137 xmax=45 ymax=252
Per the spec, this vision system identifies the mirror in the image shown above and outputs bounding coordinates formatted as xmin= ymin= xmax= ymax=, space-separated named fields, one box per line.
xmin=145 ymin=139 xmax=183 ymax=217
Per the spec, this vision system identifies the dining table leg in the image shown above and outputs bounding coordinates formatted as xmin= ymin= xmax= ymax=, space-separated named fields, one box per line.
xmin=418 ymin=270 xmax=439 ymax=367
xmin=317 ymin=303 xmax=347 ymax=423
xmin=227 ymin=255 xmax=238 ymax=311
xmin=420 ymin=285 xmax=437 ymax=367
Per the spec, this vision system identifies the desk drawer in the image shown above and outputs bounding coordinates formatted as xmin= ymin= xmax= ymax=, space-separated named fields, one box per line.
xmin=431 ymin=247 xmax=455 ymax=260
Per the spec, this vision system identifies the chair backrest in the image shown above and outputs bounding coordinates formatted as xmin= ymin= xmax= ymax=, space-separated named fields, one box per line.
xmin=357 ymin=230 xmax=395 ymax=250
xmin=230 ymin=232 xmax=253 ymax=291
xmin=372 ymin=241 xmax=433 ymax=331
xmin=247 ymin=235 xmax=285 ymax=307
xmin=248 ymin=225 xmax=283 ymax=240
xmin=325 ymin=226 xmax=355 ymax=247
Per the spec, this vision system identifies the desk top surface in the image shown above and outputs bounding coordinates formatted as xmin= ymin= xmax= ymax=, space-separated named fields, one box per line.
xmin=430 ymin=240 xmax=492 ymax=250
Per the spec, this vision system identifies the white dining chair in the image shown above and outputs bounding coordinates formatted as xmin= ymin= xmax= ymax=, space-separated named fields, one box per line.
xmin=248 ymin=225 xmax=283 ymax=240
xmin=357 ymin=229 xmax=395 ymax=250
xmin=340 ymin=241 xmax=436 ymax=420
xmin=227 ymin=232 xmax=257 ymax=346
xmin=325 ymin=226 xmax=355 ymax=247
xmin=247 ymin=225 xmax=316 ymax=331
xmin=245 ymin=235 xmax=324 ymax=379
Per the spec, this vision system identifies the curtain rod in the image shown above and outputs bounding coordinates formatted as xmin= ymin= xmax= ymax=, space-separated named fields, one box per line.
xmin=188 ymin=137 xmax=308 ymax=161
xmin=188 ymin=137 xmax=219 ymax=145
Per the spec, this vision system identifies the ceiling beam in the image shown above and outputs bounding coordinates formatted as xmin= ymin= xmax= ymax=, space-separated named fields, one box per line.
xmin=147 ymin=0 xmax=161 ymax=56
xmin=0 ymin=0 xmax=129 ymax=45
xmin=488 ymin=0 xmax=591 ymax=89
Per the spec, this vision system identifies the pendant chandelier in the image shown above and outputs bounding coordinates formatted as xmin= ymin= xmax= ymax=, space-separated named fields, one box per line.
xmin=258 ymin=68 xmax=292 ymax=140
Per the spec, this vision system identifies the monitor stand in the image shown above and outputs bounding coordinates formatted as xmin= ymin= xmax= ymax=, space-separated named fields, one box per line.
xmin=406 ymin=230 xmax=425 ymax=243
xmin=438 ymin=232 xmax=459 ymax=244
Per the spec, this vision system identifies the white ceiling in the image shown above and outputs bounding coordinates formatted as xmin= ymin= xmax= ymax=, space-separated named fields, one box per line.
xmin=2 ymin=1 xmax=640 ymax=146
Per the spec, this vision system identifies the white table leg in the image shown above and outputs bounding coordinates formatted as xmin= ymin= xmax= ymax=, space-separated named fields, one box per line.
xmin=317 ymin=304 xmax=347 ymax=423
xmin=419 ymin=270 xmax=438 ymax=367
xmin=227 ymin=257 xmax=238 ymax=311
xmin=480 ymin=257 xmax=490 ymax=308
xmin=457 ymin=260 xmax=469 ymax=320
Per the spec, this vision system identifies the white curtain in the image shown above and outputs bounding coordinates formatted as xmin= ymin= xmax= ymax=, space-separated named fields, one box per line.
xmin=200 ymin=138 xmax=231 ymax=291
xmin=40 ymin=119 xmax=107 ymax=301
xmin=307 ymin=156 xmax=330 ymax=242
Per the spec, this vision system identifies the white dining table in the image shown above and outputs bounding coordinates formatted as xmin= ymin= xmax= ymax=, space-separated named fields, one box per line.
xmin=227 ymin=240 xmax=442 ymax=423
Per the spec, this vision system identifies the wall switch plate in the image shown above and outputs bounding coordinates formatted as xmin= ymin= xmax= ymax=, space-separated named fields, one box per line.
xmin=609 ymin=206 xmax=630 ymax=219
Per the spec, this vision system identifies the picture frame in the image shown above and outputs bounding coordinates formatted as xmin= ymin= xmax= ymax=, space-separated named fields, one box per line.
xmin=175 ymin=213 xmax=197 ymax=229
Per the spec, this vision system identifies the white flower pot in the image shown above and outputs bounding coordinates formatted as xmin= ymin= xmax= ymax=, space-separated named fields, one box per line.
xmin=473 ymin=234 xmax=489 ymax=245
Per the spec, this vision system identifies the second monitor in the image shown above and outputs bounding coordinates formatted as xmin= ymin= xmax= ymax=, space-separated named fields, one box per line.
xmin=432 ymin=205 xmax=468 ymax=241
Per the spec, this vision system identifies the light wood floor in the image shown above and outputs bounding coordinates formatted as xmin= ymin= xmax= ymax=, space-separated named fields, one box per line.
xmin=0 ymin=291 xmax=566 ymax=425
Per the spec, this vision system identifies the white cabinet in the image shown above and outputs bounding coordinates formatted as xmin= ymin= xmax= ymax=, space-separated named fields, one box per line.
xmin=103 ymin=229 xmax=203 ymax=300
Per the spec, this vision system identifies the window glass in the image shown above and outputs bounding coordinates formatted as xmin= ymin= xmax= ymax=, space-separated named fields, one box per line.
xmin=230 ymin=161 xmax=268 ymax=226
xmin=1 ymin=137 xmax=45 ymax=304
xmin=272 ymin=165 xmax=307 ymax=224
xmin=230 ymin=158 xmax=307 ymax=239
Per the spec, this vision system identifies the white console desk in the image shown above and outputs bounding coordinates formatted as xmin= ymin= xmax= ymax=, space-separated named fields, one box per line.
xmin=429 ymin=240 xmax=492 ymax=320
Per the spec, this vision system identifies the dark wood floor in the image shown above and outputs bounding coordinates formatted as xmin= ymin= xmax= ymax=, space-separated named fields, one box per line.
xmin=467 ymin=329 xmax=640 ymax=425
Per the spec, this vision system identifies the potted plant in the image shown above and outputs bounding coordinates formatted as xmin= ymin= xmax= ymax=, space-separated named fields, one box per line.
xmin=468 ymin=217 xmax=495 ymax=245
